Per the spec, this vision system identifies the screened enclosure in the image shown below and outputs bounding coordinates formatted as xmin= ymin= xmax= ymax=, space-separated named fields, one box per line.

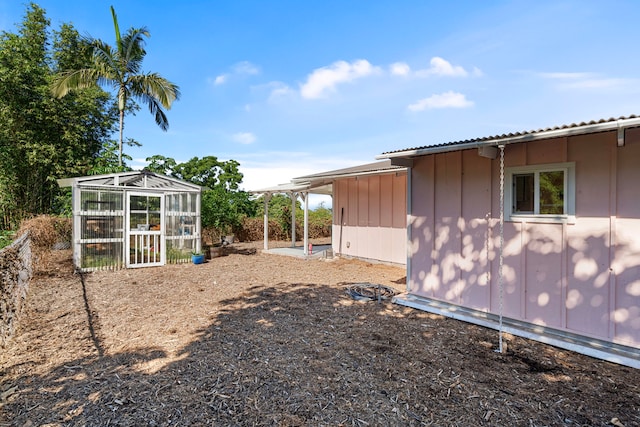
xmin=58 ymin=171 xmax=203 ymax=271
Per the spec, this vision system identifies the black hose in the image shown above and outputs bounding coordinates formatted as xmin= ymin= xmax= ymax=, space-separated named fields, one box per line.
xmin=346 ymin=283 xmax=397 ymax=302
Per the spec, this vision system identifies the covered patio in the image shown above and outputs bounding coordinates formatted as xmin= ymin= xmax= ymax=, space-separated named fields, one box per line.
xmin=262 ymin=243 xmax=333 ymax=259
xmin=249 ymin=160 xmax=407 ymax=263
xmin=249 ymin=181 xmax=332 ymax=257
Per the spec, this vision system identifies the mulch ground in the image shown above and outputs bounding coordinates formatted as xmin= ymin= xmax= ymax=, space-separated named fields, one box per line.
xmin=1 ymin=240 xmax=639 ymax=426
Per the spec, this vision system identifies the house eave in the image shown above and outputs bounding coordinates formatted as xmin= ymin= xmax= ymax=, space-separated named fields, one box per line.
xmin=377 ymin=117 xmax=640 ymax=160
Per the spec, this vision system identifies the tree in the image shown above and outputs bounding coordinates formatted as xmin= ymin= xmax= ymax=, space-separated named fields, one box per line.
xmin=145 ymin=155 xmax=257 ymax=234
xmin=0 ymin=3 xmax=116 ymax=228
xmin=51 ymin=6 xmax=180 ymax=167
xmin=145 ymin=154 xmax=177 ymax=176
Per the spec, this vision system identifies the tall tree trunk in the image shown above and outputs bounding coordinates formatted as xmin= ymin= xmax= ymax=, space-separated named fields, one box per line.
xmin=118 ymin=109 xmax=124 ymax=167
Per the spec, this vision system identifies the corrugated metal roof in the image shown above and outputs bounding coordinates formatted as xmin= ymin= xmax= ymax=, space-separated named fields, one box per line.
xmin=379 ymin=114 xmax=640 ymax=157
xmin=248 ymin=160 xmax=406 ymax=195
xmin=291 ymin=159 xmax=405 ymax=183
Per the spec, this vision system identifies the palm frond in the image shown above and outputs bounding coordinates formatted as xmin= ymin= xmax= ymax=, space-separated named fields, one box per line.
xmin=129 ymin=73 xmax=180 ymax=108
xmin=144 ymin=95 xmax=170 ymax=131
xmin=110 ymin=6 xmax=123 ymax=54
xmin=120 ymin=27 xmax=148 ymax=75
xmin=51 ymin=68 xmax=101 ymax=98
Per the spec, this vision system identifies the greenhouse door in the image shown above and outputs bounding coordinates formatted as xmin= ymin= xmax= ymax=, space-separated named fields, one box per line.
xmin=126 ymin=192 xmax=165 ymax=268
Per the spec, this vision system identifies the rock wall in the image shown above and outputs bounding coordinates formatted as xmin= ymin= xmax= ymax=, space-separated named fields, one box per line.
xmin=0 ymin=232 xmax=32 ymax=346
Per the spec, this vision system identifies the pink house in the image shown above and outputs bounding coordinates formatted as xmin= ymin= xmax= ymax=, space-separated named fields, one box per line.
xmin=293 ymin=161 xmax=407 ymax=265
xmin=252 ymin=161 xmax=407 ymax=265
xmin=378 ymin=115 xmax=640 ymax=368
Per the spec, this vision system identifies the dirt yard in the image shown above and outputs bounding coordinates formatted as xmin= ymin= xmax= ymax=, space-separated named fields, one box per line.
xmin=1 ymin=240 xmax=639 ymax=426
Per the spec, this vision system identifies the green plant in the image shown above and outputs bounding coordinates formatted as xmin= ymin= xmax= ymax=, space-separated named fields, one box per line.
xmin=0 ymin=230 xmax=15 ymax=249
xmin=51 ymin=6 xmax=180 ymax=166
xmin=0 ymin=4 xmax=117 ymax=229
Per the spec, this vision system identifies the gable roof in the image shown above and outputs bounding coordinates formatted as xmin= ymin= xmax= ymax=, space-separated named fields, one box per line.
xmin=57 ymin=170 xmax=203 ymax=192
xmin=377 ymin=114 xmax=640 ymax=160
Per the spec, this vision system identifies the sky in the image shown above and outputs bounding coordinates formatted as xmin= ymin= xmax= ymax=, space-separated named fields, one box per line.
xmin=2 ymin=1 xmax=640 ymax=207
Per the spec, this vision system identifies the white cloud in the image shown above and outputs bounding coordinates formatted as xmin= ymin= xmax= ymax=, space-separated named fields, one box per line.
xmin=390 ymin=62 xmax=411 ymax=76
xmin=300 ymin=59 xmax=381 ymax=99
xmin=408 ymin=91 xmax=474 ymax=111
xmin=233 ymin=61 xmax=260 ymax=75
xmin=267 ymin=81 xmax=294 ymax=100
xmin=210 ymin=61 xmax=260 ymax=87
xmin=390 ymin=57 xmax=477 ymax=79
xmin=233 ymin=132 xmax=257 ymax=144
xmin=417 ymin=57 xmax=469 ymax=77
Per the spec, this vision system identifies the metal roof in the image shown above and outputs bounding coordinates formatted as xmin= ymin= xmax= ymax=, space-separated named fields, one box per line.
xmin=291 ymin=159 xmax=405 ymax=184
xmin=378 ymin=114 xmax=640 ymax=159
xmin=249 ymin=181 xmax=333 ymax=195
xmin=249 ymin=160 xmax=406 ymax=196
xmin=57 ymin=170 xmax=203 ymax=192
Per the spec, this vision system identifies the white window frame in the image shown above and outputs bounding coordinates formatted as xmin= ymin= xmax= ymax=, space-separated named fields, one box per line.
xmin=504 ymin=162 xmax=576 ymax=224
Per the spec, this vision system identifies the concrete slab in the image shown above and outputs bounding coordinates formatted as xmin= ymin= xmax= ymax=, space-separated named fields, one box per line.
xmin=262 ymin=244 xmax=332 ymax=259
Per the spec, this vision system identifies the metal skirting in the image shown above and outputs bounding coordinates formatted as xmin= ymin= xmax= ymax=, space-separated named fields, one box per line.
xmin=393 ymin=293 xmax=640 ymax=369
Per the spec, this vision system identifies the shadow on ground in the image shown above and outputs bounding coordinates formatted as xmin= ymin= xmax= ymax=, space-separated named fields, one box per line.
xmin=2 ymin=278 xmax=639 ymax=426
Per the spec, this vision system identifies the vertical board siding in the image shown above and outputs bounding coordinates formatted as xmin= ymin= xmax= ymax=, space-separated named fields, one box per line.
xmin=613 ymin=130 xmax=640 ymax=346
xmin=525 ymin=223 xmax=564 ymax=327
xmin=613 ymin=219 xmax=640 ymax=346
xmin=369 ymin=176 xmax=381 ymax=227
xmin=567 ymin=218 xmax=611 ymax=338
xmin=348 ymin=179 xmax=358 ymax=226
xmin=496 ymin=222 xmax=524 ymax=319
xmin=432 ymin=152 xmax=462 ymax=302
xmin=410 ymin=156 xmax=436 ymax=296
xmin=460 ymin=150 xmax=492 ymax=310
xmin=392 ymin=174 xmax=406 ymax=229
xmin=332 ymin=173 xmax=406 ymax=264
xmin=409 ymin=130 xmax=640 ymax=349
xmin=357 ymin=178 xmax=369 ymax=227
xmin=380 ymin=175 xmax=393 ymax=228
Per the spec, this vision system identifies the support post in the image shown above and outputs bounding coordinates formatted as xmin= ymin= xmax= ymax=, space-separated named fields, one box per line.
xmin=302 ymin=192 xmax=309 ymax=256
xmin=290 ymin=192 xmax=297 ymax=247
xmin=263 ymin=193 xmax=271 ymax=250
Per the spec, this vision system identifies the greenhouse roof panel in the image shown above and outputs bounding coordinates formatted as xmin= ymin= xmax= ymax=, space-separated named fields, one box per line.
xmin=57 ymin=171 xmax=203 ymax=192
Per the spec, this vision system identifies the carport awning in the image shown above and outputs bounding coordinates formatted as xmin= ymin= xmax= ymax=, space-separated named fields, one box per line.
xmin=249 ymin=181 xmax=332 ymax=196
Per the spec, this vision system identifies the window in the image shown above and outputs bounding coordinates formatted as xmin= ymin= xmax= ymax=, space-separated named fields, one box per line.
xmin=505 ymin=163 xmax=575 ymax=223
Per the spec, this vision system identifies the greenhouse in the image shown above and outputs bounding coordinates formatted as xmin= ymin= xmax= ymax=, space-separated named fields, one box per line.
xmin=58 ymin=171 xmax=203 ymax=271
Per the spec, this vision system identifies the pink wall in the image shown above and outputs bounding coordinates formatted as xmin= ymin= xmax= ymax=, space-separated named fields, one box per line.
xmin=409 ymin=129 xmax=640 ymax=349
xmin=333 ymin=172 xmax=407 ymax=265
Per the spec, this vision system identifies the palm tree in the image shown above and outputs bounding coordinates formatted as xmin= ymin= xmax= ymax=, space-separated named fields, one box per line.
xmin=52 ymin=6 xmax=180 ymax=167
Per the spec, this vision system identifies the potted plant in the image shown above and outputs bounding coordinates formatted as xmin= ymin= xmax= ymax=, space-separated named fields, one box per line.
xmin=191 ymin=251 xmax=205 ymax=265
